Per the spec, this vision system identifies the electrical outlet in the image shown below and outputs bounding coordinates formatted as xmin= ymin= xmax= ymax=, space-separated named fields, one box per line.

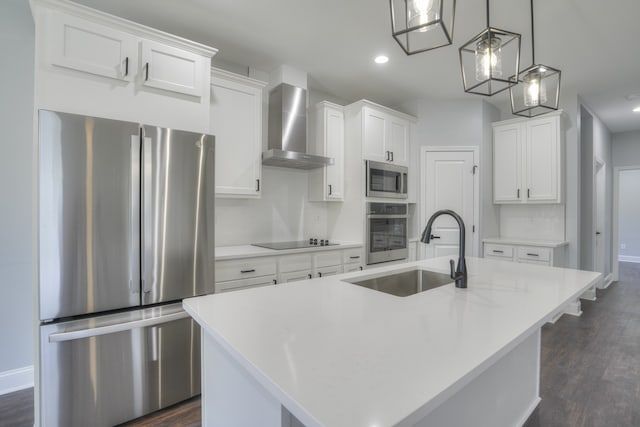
xmin=621 ymin=243 xmax=626 ymax=250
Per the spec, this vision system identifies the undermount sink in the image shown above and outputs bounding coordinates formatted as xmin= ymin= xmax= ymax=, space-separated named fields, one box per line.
xmin=345 ymin=268 xmax=453 ymax=297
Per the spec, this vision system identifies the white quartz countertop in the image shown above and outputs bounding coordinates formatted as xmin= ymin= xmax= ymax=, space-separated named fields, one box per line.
xmin=215 ymin=241 xmax=362 ymax=261
xmin=183 ymin=257 xmax=600 ymax=427
xmin=483 ymin=237 xmax=569 ymax=248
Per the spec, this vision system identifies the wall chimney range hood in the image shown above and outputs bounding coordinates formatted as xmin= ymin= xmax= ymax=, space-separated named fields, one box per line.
xmin=263 ymin=83 xmax=334 ymax=170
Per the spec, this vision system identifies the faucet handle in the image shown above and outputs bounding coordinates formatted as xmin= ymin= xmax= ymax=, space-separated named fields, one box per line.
xmin=449 ymin=259 xmax=456 ymax=280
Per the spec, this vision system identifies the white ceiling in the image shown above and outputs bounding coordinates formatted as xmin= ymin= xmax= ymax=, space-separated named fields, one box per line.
xmin=74 ymin=0 xmax=640 ymax=133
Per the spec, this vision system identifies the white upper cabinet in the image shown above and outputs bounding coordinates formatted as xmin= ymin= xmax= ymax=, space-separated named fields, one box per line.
xmin=49 ymin=11 xmax=136 ymax=82
xmin=309 ymin=102 xmax=344 ymax=202
xmin=31 ymin=0 xmax=217 ymax=132
xmin=360 ymin=103 xmax=412 ymax=166
xmin=493 ymin=123 xmax=522 ymax=203
xmin=210 ymin=68 xmax=266 ymax=198
xmin=140 ymin=40 xmax=204 ymax=97
xmin=492 ymin=112 xmax=563 ymax=204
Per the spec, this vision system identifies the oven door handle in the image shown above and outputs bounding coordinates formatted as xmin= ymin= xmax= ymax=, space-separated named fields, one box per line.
xmin=367 ymin=214 xmax=408 ymax=219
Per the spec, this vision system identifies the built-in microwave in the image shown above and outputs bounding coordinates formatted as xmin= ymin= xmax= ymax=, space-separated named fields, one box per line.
xmin=366 ymin=160 xmax=408 ymax=199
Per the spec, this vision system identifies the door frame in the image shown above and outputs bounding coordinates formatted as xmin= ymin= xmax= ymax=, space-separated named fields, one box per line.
xmin=420 ymin=146 xmax=480 ymax=257
xmin=593 ymin=156 xmax=605 ymax=275
xmin=612 ymin=165 xmax=640 ymax=282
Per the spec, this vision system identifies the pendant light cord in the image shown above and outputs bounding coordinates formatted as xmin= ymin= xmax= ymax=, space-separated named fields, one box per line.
xmin=486 ymin=0 xmax=490 ymax=28
xmin=530 ymin=0 xmax=536 ymax=65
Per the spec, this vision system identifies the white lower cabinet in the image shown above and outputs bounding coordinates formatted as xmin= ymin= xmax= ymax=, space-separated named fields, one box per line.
xmin=483 ymin=240 xmax=579 ymax=321
xmin=215 ymin=257 xmax=277 ymax=293
xmin=278 ymin=254 xmax=313 ymax=283
xmin=216 ymin=246 xmax=363 ymax=292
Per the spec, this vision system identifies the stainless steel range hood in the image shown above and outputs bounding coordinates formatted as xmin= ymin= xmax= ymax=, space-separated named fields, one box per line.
xmin=264 ymin=83 xmax=334 ymax=170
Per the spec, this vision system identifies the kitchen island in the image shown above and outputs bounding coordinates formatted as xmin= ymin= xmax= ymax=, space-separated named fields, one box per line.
xmin=183 ymin=257 xmax=601 ymax=427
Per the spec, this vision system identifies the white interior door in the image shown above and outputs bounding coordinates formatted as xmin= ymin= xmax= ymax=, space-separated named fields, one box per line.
xmin=422 ymin=150 xmax=476 ymax=259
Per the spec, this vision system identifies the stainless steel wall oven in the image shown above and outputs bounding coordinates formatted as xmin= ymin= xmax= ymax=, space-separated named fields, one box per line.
xmin=366 ymin=202 xmax=408 ymax=265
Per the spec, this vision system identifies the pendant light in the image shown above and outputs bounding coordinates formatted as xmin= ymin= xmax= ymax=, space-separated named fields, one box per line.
xmin=459 ymin=0 xmax=521 ymax=96
xmin=390 ymin=0 xmax=456 ymax=55
xmin=510 ymin=0 xmax=561 ymax=117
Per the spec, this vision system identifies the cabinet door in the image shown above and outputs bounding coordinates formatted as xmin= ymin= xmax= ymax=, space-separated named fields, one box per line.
xmin=49 ymin=11 xmax=135 ymax=82
xmin=493 ymin=124 xmax=523 ymax=203
xmin=362 ymin=107 xmax=388 ymax=162
xmin=280 ymin=270 xmax=313 ymax=283
xmin=388 ymin=118 xmax=409 ymax=166
xmin=325 ymin=107 xmax=345 ymax=200
xmin=141 ymin=40 xmax=204 ymax=97
xmin=525 ymin=117 xmax=560 ymax=203
xmin=211 ymin=73 xmax=264 ymax=197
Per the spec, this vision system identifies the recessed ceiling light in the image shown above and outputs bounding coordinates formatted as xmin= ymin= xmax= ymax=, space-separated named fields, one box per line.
xmin=634 ymin=106 xmax=640 ymax=113
xmin=374 ymin=55 xmax=389 ymax=64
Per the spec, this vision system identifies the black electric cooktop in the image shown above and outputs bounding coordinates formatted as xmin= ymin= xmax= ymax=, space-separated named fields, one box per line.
xmin=252 ymin=239 xmax=338 ymax=250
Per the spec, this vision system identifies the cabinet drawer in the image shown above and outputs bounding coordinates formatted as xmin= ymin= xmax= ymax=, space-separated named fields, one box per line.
xmin=278 ymin=254 xmax=312 ymax=273
xmin=484 ymin=244 xmax=514 ymax=259
xmin=517 ymin=247 xmax=551 ymax=263
xmin=215 ymin=257 xmax=277 ymax=282
xmin=216 ymin=275 xmax=277 ymax=293
xmin=344 ymin=264 xmax=363 ymax=273
xmin=313 ymin=251 xmax=342 ymax=268
xmin=280 ymin=270 xmax=313 ymax=283
xmin=315 ymin=265 xmax=343 ymax=278
xmin=343 ymin=248 xmax=363 ymax=264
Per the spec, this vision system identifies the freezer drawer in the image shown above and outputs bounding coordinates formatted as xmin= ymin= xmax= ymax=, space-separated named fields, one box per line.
xmin=39 ymin=304 xmax=200 ymax=427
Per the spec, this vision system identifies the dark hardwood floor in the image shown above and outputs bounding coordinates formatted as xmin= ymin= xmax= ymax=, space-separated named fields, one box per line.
xmin=2 ymin=262 xmax=639 ymax=427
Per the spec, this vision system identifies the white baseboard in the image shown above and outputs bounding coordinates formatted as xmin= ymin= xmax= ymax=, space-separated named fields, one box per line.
xmin=602 ymin=273 xmax=614 ymax=289
xmin=619 ymin=255 xmax=640 ymax=263
xmin=0 ymin=365 xmax=34 ymax=395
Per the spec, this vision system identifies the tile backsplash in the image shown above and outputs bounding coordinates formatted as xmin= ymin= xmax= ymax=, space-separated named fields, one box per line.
xmin=499 ymin=204 xmax=565 ymax=241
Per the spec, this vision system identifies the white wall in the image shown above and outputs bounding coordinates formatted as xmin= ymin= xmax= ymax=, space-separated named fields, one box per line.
xmin=612 ymin=130 xmax=640 ymax=167
xmin=618 ymin=169 xmax=640 ymax=260
xmin=0 ymin=0 xmax=35 ymax=382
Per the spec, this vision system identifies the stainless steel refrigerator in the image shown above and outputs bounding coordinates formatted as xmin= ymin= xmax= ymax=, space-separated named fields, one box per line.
xmin=37 ymin=110 xmax=214 ymax=427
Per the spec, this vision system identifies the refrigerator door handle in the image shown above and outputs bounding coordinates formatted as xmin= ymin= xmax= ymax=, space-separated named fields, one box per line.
xmin=130 ymin=134 xmax=141 ymax=294
xmin=141 ymin=132 xmax=153 ymax=294
xmin=48 ymin=311 xmax=189 ymax=343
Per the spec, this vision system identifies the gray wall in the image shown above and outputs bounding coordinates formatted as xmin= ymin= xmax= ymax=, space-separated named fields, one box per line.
xmin=0 ymin=0 xmax=35 ymax=373
xmin=612 ymin=130 xmax=640 ymax=167
xmin=618 ymin=169 xmax=640 ymax=259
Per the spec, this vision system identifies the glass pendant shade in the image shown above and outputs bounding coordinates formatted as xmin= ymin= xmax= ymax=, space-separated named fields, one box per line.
xmin=390 ymin=0 xmax=456 ymax=55
xmin=459 ymin=28 xmax=520 ymax=96
xmin=510 ymin=64 xmax=561 ymax=117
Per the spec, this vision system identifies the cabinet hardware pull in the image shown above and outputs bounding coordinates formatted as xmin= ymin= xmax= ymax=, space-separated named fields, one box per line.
xmin=124 ymin=57 xmax=129 ymax=76
xmin=359 ymin=266 xmax=363 ymax=271
xmin=349 ymin=256 xmax=360 ymax=259
xmin=527 ymin=189 xmax=530 ymax=198
xmin=493 ymin=250 xmax=504 ymax=253
xmin=526 ymin=253 xmax=539 ymax=257
xmin=256 ymin=179 xmax=260 ymax=191
xmin=430 ymin=235 xmax=441 ymax=239
xmin=390 ymin=151 xmax=394 ymax=162
xmin=273 ymin=279 xmax=277 ymax=284
xmin=308 ymin=274 xmax=312 ymax=279
xmin=517 ymin=189 xmax=520 ymax=198
xmin=145 ymin=62 xmax=149 ymax=81
xmin=318 ymin=272 xmax=322 ymax=278
xmin=328 ymin=184 xmax=332 ymax=195
xmin=240 ymin=269 xmax=255 ymax=273
xmin=385 ymin=151 xmax=390 ymax=161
